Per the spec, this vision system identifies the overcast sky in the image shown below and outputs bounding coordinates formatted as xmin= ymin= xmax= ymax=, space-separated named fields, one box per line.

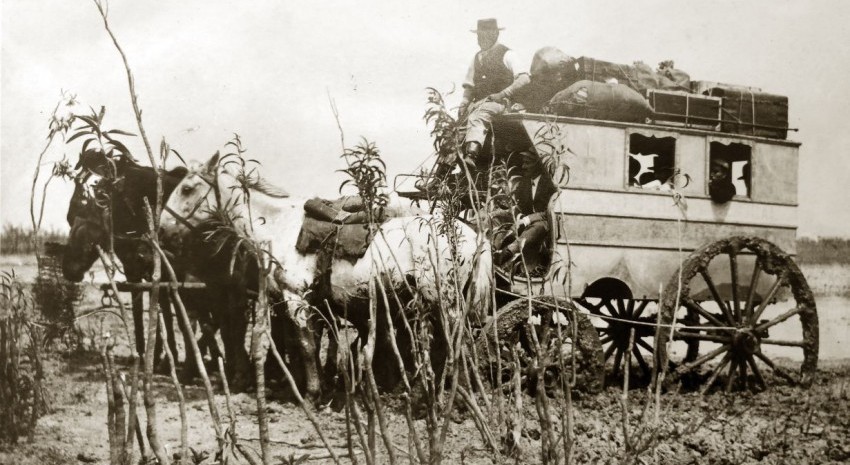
xmin=2 ymin=0 xmax=849 ymax=237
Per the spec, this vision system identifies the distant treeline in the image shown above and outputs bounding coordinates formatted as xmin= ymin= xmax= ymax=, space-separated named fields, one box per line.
xmin=796 ymin=237 xmax=850 ymax=264
xmin=1 ymin=225 xmax=69 ymax=255
xmin=1 ymin=224 xmax=848 ymax=263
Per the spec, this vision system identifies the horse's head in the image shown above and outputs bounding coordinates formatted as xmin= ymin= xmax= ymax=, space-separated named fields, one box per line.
xmin=160 ymin=152 xmax=289 ymax=254
xmin=63 ymin=156 xmax=189 ymax=282
xmin=63 ymin=174 xmax=110 ymax=281
xmin=160 ymin=153 xmax=223 ymax=250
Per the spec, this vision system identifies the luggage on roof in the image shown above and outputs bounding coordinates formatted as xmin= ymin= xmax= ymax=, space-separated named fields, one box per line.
xmin=546 ymin=80 xmax=652 ymax=123
xmin=573 ymin=57 xmax=690 ymax=94
xmin=646 ymin=90 xmax=722 ymax=131
xmin=707 ymin=88 xmax=789 ymax=139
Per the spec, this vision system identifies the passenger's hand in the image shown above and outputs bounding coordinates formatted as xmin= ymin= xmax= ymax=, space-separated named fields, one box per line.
xmin=486 ymin=93 xmax=506 ymax=104
xmin=518 ymin=214 xmax=531 ymax=228
xmin=509 ymin=103 xmax=526 ymax=113
xmin=457 ymin=102 xmax=469 ymax=121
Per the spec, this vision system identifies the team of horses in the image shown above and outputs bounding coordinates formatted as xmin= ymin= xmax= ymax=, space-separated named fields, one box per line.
xmin=62 ymin=152 xmax=492 ymax=399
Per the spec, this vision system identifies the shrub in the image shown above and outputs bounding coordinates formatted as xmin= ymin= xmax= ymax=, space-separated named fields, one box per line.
xmin=0 ymin=272 xmax=48 ymax=444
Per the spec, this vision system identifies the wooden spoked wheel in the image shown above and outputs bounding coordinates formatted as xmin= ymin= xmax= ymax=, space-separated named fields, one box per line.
xmin=476 ymin=296 xmax=605 ymax=395
xmin=575 ymin=296 xmax=660 ymax=383
xmin=657 ymin=236 xmax=819 ymax=392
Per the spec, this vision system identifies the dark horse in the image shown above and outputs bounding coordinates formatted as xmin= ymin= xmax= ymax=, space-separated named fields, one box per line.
xmin=63 ymin=154 xmax=221 ymax=379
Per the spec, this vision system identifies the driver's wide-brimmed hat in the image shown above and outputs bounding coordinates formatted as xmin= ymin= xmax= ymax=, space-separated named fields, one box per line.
xmin=471 ymin=18 xmax=504 ymax=33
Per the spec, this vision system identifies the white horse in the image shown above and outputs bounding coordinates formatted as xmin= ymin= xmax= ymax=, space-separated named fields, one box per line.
xmin=159 ymin=153 xmax=493 ymax=396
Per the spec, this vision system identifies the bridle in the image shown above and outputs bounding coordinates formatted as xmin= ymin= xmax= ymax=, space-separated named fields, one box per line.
xmin=162 ymin=168 xmax=221 ymax=235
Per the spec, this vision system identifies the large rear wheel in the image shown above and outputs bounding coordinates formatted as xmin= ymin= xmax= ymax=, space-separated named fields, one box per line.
xmin=657 ymin=236 xmax=818 ymax=392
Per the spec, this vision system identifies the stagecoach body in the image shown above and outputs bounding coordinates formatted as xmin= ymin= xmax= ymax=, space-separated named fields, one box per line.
xmin=479 ymin=112 xmax=817 ymax=391
xmin=491 ymin=113 xmax=800 ymax=302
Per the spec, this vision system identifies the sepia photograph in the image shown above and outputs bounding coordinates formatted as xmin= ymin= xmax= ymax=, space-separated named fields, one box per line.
xmin=2 ymin=1 xmax=849 ymax=463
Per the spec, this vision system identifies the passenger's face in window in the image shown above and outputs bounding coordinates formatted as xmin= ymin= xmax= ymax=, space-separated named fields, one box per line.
xmin=710 ymin=160 xmax=731 ymax=182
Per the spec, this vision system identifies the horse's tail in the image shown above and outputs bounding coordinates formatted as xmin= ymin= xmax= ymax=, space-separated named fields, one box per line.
xmin=468 ymin=239 xmax=493 ymax=322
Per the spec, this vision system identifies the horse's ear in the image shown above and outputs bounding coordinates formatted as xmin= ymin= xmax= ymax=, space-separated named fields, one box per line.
xmin=204 ymin=152 xmax=221 ymax=175
xmin=167 ymin=166 xmax=188 ymax=179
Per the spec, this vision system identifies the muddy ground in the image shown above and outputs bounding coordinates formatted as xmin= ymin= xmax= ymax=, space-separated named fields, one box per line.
xmin=1 ymin=256 xmax=849 ymax=464
xmin=1 ymin=353 xmax=849 ymax=465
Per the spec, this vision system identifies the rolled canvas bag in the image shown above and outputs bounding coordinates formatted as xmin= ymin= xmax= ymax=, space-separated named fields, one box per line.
xmin=546 ymin=80 xmax=652 ymax=123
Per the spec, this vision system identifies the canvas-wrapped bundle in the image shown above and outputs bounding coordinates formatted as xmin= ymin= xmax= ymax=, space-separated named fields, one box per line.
xmin=573 ymin=57 xmax=690 ymax=94
xmin=546 ymin=80 xmax=652 ymax=123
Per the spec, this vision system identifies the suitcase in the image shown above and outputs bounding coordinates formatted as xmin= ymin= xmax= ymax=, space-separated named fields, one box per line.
xmin=690 ymin=80 xmax=762 ymax=95
xmin=706 ymin=88 xmax=789 ymax=139
xmin=646 ymin=90 xmax=722 ymax=130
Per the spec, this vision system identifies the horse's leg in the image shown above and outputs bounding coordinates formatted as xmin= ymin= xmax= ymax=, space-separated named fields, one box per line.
xmin=278 ymin=292 xmax=321 ymax=402
xmin=372 ymin=294 xmax=402 ymax=391
xmin=320 ymin=316 xmax=341 ymax=398
xmin=265 ymin=302 xmax=286 ymax=382
xmin=173 ymin=289 xmax=201 ymax=383
xmin=223 ymin=285 xmax=253 ymax=393
xmin=429 ymin=311 xmax=449 ymax=386
xmin=130 ymin=289 xmax=146 ymax=358
xmin=156 ymin=289 xmax=180 ymax=375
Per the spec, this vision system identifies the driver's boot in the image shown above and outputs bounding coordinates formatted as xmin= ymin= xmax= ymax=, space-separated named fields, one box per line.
xmin=463 ymin=141 xmax=483 ymax=168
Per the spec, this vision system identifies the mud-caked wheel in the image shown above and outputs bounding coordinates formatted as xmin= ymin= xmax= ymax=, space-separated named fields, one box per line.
xmin=657 ymin=236 xmax=818 ymax=392
xmin=476 ymin=296 xmax=605 ymax=395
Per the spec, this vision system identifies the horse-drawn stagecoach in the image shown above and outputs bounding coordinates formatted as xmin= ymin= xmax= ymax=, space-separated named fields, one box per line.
xmin=62 ymin=80 xmax=817 ymax=397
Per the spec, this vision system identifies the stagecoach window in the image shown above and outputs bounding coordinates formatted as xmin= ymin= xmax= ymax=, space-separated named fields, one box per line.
xmin=628 ymin=134 xmax=676 ymax=189
xmin=709 ymin=141 xmax=751 ymax=198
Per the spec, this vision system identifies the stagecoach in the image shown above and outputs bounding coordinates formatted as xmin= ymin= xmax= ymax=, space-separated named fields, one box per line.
xmin=400 ymin=106 xmax=817 ymax=393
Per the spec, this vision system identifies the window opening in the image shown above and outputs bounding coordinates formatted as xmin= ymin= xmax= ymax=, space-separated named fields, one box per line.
xmin=709 ymin=141 xmax=751 ymax=199
xmin=628 ymin=134 xmax=676 ymax=189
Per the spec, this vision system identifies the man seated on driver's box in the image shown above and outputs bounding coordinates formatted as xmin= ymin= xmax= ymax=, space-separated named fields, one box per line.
xmin=493 ymin=150 xmax=557 ymax=269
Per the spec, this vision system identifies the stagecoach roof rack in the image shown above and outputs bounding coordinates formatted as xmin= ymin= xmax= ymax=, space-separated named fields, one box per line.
xmin=498 ymin=113 xmax=801 ymax=147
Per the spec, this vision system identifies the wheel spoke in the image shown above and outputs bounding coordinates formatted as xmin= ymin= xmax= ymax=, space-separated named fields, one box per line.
xmin=683 ymin=298 xmax=725 ymax=327
xmin=612 ymin=347 xmax=624 ymax=378
xmin=754 ymin=351 xmax=796 ymax=384
xmin=626 ymin=299 xmax=636 ymax=317
xmin=599 ymin=335 xmax=613 ymax=346
xmin=632 ymin=300 xmax=651 ymax=319
xmin=632 ymin=346 xmax=651 ymax=378
xmin=675 ymin=331 xmax=732 ymax=344
xmin=743 ymin=261 xmax=762 ymax=323
xmin=738 ymin=357 xmax=748 ymax=390
xmin=603 ymin=300 xmax=620 ymax=318
xmin=636 ymin=338 xmax=655 ymax=355
xmin=746 ymin=355 xmax=766 ymax=390
xmin=617 ymin=298 xmax=627 ymax=317
xmin=725 ymin=358 xmax=738 ymax=392
xmin=701 ymin=352 xmax=732 ymax=395
xmin=603 ymin=342 xmax=617 ymax=361
xmin=675 ymin=344 xmax=730 ymax=374
xmin=729 ymin=252 xmax=741 ymax=323
xmin=755 ymin=305 xmax=805 ymax=333
xmin=759 ymin=339 xmax=808 ymax=348
xmin=700 ymin=270 xmax=735 ymax=324
xmin=751 ymin=275 xmax=785 ymax=323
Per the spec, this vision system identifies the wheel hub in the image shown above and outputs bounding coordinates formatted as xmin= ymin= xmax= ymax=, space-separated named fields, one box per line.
xmin=732 ymin=329 xmax=760 ymax=355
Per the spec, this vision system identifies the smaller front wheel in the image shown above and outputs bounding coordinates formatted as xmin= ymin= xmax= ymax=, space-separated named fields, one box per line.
xmin=475 ymin=296 xmax=605 ymax=395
